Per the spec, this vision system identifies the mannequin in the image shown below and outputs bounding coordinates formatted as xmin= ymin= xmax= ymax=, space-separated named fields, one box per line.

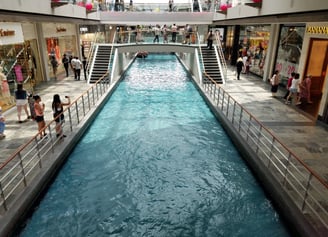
xmin=0 ymin=66 xmax=12 ymax=105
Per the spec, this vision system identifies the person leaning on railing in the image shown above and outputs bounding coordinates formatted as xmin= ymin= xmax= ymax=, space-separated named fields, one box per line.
xmin=52 ymin=94 xmax=71 ymax=139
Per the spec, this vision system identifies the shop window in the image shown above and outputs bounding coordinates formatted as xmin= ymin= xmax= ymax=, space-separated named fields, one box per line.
xmin=275 ymin=25 xmax=305 ymax=85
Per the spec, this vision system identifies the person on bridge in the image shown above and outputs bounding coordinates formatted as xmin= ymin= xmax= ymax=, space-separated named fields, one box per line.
xmin=153 ymin=25 xmax=161 ymax=43
xmin=171 ymin=23 xmax=177 ymax=43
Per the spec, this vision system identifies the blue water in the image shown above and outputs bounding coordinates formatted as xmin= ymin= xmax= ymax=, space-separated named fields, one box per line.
xmin=20 ymin=54 xmax=290 ymax=237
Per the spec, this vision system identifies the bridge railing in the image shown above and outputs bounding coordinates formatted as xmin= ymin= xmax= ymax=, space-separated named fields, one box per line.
xmin=115 ymin=28 xmax=199 ymax=45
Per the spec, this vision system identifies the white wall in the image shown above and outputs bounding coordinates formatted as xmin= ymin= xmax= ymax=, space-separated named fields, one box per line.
xmin=0 ymin=22 xmax=24 ymax=45
xmin=0 ymin=0 xmax=52 ymax=14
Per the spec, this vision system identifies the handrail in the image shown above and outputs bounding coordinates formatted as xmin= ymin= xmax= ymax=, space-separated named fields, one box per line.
xmin=214 ymin=31 xmax=227 ymax=78
xmin=202 ymin=72 xmax=328 ymax=233
xmin=86 ymin=32 xmax=100 ymax=81
xmin=203 ymin=72 xmax=328 ymax=187
xmin=0 ymin=72 xmax=111 ymax=213
xmin=196 ymin=32 xmax=205 ymax=80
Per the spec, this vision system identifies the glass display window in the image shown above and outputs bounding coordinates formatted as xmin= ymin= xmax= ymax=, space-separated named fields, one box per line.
xmin=275 ymin=25 xmax=305 ymax=85
xmin=239 ymin=25 xmax=271 ymax=77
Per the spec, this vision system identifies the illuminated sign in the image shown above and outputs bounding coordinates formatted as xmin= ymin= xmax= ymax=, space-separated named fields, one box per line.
xmin=306 ymin=26 xmax=328 ymax=35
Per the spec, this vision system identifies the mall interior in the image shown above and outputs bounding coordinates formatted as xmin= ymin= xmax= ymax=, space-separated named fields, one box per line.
xmin=0 ymin=0 xmax=328 ymax=122
xmin=0 ymin=0 xmax=328 ymax=236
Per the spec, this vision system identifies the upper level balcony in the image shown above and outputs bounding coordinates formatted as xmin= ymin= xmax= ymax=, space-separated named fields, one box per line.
xmin=0 ymin=0 xmax=328 ymax=25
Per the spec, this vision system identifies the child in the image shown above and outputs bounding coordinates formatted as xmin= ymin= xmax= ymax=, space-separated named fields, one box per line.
xmin=0 ymin=107 xmax=5 ymax=138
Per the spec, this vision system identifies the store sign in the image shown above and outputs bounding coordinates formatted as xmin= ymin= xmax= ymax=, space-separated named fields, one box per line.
xmin=80 ymin=27 xmax=88 ymax=32
xmin=0 ymin=22 xmax=24 ymax=45
xmin=0 ymin=29 xmax=15 ymax=37
xmin=306 ymin=26 xmax=328 ymax=35
xmin=56 ymin=27 xmax=67 ymax=33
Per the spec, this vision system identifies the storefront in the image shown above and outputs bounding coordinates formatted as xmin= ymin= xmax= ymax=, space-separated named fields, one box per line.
xmin=42 ymin=23 xmax=78 ymax=80
xmin=0 ymin=22 xmax=41 ymax=111
xmin=275 ymin=24 xmax=306 ymax=86
xmin=79 ymin=24 xmax=107 ymax=59
xmin=238 ymin=25 xmax=271 ymax=77
xmin=298 ymin=23 xmax=328 ymax=122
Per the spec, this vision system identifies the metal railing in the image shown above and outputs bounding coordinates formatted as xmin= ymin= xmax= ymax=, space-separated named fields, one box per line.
xmin=214 ymin=31 xmax=227 ymax=78
xmin=114 ymin=28 xmax=198 ymax=45
xmin=0 ymin=73 xmax=111 ymax=213
xmin=202 ymin=73 xmax=328 ymax=233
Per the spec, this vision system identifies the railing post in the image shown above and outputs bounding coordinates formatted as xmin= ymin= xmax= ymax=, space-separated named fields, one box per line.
xmin=302 ymin=173 xmax=313 ymax=211
xmin=34 ymin=137 xmax=43 ymax=168
xmin=255 ymin=125 xmax=263 ymax=154
xmin=0 ymin=182 xmax=7 ymax=211
xmin=87 ymin=90 xmax=91 ymax=111
xmin=68 ymin=107 xmax=73 ymax=132
xmin=96 ymin=83 xmax=99 ymax=100
xmin=82 ymin=95 xmax=86 ymax=117
xmin=217 ymin=86 xmax=220 ymax=107
xmin=238 ymin=108 xmax=243 ymax=132
xmin=268 ymin=137 xmax=276 ymax=168
xmin=75 ymin=101 xmax=80 ymax=124
xmin=283 ymin=153 xmax=292 ymax=186
xmin=18 ymin=153 xmax=27 ymax=187
xmin=226 ymin=96 xmax=230 ymax=117
xmin=221 ymin=90 xmax=225 ymax=111
xmin=232 ymin=101 xmax=236 ymax=125
xmin=92 ymin=87 xmax=95 ymax=105
xmin=245 ymin=116 xmax=252 ymax=142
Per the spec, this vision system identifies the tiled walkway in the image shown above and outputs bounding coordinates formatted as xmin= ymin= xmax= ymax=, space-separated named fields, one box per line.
xmin=1 ymin=67 xmax=328 ymax=184
xmin=0 ymin=75 xmax=90 ymax=164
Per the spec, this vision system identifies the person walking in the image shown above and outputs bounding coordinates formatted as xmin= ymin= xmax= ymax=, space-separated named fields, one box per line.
xmin=14 ymin=84 xmax=30 ymax=123
xmin=82 ymin=56 xmax=87 ymax=80
xmin=286 ymin=73 xmax=300 ymax=105
xmin=283 ymin=72 xmax=295 ymax=103
xmin=52 ymin=94 xmax=70 ymax=139
xmin=206 ymin=30 xmax=213 ymax=49
xmin=169 ymin=0 xmax=173 ymax=12
xmin=50 ymin=56 xmax=58 ymax=79
xmin=297 ymin=75 xmax=313 ymax=104
xmin=62 ymin=54 xmax=70 ymax=77
xmin=270 ymin=70 xmax=280 ymax=97
xmin=236 ymin=57 xmax=244 ymax=80
xmin=34 ymin=95 xmax=46 ymax=139
xmin=74 ymin=57 xmax=82 ymax=80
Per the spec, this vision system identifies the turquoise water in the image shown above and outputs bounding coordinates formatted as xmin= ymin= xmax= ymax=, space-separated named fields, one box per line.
xmin=20 ymin=54 xmax=290 ymax=237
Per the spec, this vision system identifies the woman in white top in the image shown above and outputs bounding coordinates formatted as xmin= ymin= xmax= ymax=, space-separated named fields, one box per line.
xmin=286 ymin=73 xmax=300 ymax=105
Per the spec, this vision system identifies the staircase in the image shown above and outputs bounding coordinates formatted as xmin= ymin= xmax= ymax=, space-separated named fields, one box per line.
xmin=88 ymin=45 xmax=113 ymax=84
xmin=200 ymin=46 xmax=223 ymax=84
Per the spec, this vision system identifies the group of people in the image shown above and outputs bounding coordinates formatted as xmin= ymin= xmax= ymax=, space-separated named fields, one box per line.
xmin=61 ymin=54 xmax=85 ymax=81
xmin=0 ymin=82 xmax=71 ymax=140
xmin=235 ymin=57 xmax=313 ymax=105
xmin=33 ymin=93 xmax=71 ymax=140
xmin=135 ymin=23 xmax=189 ymax=44
xmin=270 ymin=70 xmax=313 ymax=105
